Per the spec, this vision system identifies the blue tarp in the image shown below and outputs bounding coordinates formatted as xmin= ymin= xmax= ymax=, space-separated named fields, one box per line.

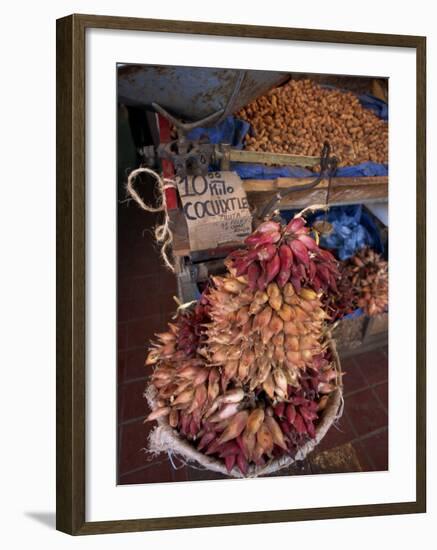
xmin=187 ymin=116 xmax=249 ymax=149
xmin=358 ymin=93 xmax=388 ymax=120
xmin=229 ymin=163 xmax=312 ymax=179
xmin=186 ymin=90 xmax=388 ymax=179
xmin=229 ymin=161 xmax=388 ymax=179
xmin=343 ymin=308 xmax=364 ymax=320
xmin=287 ymin=204 xmax=385 ymax=261
xmin=281 ymin=205 xmax=385 ymax=320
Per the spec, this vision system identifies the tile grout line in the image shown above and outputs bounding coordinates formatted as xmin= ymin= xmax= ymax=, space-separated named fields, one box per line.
xmin=118 ymin=414 xmax=146 ymax=427
xmin=353 ymin=425 xmax=388 ymax=444
xmin=370 ymin=384 xmax=388 ymax=416
xmin=350 ymin=426 xmax=388 ymax=471
xmin=119 ymin=455 xmax=171 ymax=479
xmin=343 ymin=378 xmax=388 ymax=398
xmin=120 ymin=375 xmax=150 ymax=386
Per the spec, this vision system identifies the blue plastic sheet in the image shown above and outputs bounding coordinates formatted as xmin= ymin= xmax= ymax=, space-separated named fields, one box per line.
xmin=334 ymin=162 xmax=388 ymax=177
xmin=230 ymin=161 xmax=388 ymax=179
xmin=358 ymin=93 xmax=388 ymax=121
xmin=306 ymin=205 xmax=384 ymax=260
xmin=187 ymin=116 xmax=249 ymax=149
xmin=281 ymin=205 xmax=384 ymax=260
xmin=230 ymin=163 xmax=312 ymax=179
xmin=343 ymin=308 xmax=364 ymax=320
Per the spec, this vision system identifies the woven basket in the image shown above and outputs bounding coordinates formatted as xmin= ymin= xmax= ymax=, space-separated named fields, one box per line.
xmin=145 ymin=337 xmax=343 ymax=479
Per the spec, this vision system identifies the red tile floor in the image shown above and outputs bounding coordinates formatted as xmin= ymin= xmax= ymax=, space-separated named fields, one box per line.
xmin=117 ymin=189 xmax=388 ymax=484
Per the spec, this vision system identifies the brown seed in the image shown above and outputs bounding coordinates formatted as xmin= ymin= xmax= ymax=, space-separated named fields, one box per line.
xmin=293 ymin=306 xmax=308 ymax=321
xmin=209 ymin=402 xmax=240 ymax=423
xmin=160 ymin=342 xmax=176 ymax=356
xmin=273 ymin=345 xmax=285 ymax=362
xmin=285 ymin=335 xmax=300 ymax=351
xmin=242 ymin=428 xmax=256 ymax=460
xmin=208 ymin=369 xmax=220 ymax=401
xmin=267 ymin=282 xmax=280 ymax=298
xmin=299 ymin=335 xmax=319 ymax=350
xmin=241 ymin=318 xmax=253 ymax=336
xmin=265 ymin=415 xmax=288 ymax=450
xmin=278 ymin=303 xmax=293 ymax=321
xmin=260 ymin=324 xmax=275 ymax=345
xmin=227 ymin=346 xmax=242 ymax=361
xmin=145 ymin=349 xmax=160 ymax=365
xmin=299 ymin=288 xmax=317 ymax=301
xmin=236 ymin=305 xmax=250 ymax=326
xmin=223 ymin=360 xmax=239 ymax=381
xmin=272 ymin=332 xmax=284 ymax=347
xmin=193 ymin=368 xmax=210 ymax=386
xmin=178 ymin=364 xmax=201 ymax=379
xmin=283 ymin=282 xmax=295 ymax=299
xmin=172 ymin=388 xmax=194 ymax=406
xmin=262 ymin=373 xmax=275 ymax=399
xmin=273 ymin=368 xmax=288 ymax=395
xmin=145 ymin=407 xmax=170 ymax=422
xmin=301 ymin=349 xmax=314 ymax=362
xmin=317 ymin=395 xmax=330 ymax=411
xmin=283 ymin=321 xmax=299 ymax=336
xmin=194 ymin=383 xmax=208 ymax=408
xmin=223 ymin=279 xmax=246 ymax=294
xmin=286 ymin=350 xmax=301 ymax=363
xmin=256 ymin=423 xmax=274 ymax=456
xmin=284 ymin=293 xmax=299 ymax=306
xmin=254 ymin=290 xmax=269 ymax=304
xmin=169 ymin=409 xmax=179 ymax=427
xmin=238 ymin=360 xmax=250 ymax=382
xmin=269 ymin=313 xmax=284 ymax=336
xmin=298 ymin=297 xmax=316 ymax=314
xmin=218 ymin=388 xmax=245 ymax=404
xmin=269 ymin=294 xmax=283 ymax=311
xmin=240 ymin=348 xmax=255 ymax=369
xmin=217 ymin=411 xmax=249 ymax=444
xmin=253 ymin=305 xmax=273 ymax=330
xmin=312 ymin=307 xmax=327 ymax=320
xmin=155 ymin=331 xmax=176 ymax=343
xmin=252 ymin=442 xmax=265 ymax=464
xmin=211 ymin=346 xmax=228 ymax=364
xmin=246 ymin=408 xmax=265 ymax=434
xmin=283 ymin=366 xmax=299 ymax=386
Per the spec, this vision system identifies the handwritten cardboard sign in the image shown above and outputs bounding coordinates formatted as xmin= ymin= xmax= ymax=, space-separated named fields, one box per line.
xmin=176 ymin=171 xmax=252 ymax=252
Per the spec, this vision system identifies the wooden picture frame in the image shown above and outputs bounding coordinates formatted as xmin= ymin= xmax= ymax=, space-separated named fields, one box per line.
xmin=56 ymin=13 xmax=426 ymax=535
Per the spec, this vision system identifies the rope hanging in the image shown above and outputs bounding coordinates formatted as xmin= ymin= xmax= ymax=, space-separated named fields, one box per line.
xmin=126 ymin=167 xmax=177 ymax=272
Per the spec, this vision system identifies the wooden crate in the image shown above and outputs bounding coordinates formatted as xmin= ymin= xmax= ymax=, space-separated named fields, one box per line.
xmin=334 ymin=311 xmax=388 ymax=353
xmin=333 ymin=315 xmax=368 ymax=351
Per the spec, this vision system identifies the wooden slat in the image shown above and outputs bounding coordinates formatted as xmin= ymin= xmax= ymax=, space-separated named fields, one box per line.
xmin=228 ymin=149 xmax=320 ymax=167
xmin=169 ymin=209 xmax=191 ymax=257
xmin=243 ymin=175 xmax=388 ymax=192
xmin=246 ymin=176 xmax=388 ymax=211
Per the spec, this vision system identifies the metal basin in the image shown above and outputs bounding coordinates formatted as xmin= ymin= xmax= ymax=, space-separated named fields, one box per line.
xmin=117 ymin=64 xmax=288 ymax=124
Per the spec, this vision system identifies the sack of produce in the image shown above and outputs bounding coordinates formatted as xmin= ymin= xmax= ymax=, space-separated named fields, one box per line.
xmin=237 ymin=79 xmax=388 ymax=169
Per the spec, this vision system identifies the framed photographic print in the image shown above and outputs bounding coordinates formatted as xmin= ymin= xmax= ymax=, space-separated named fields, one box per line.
xmin=56 ymin=14 xmax=426 ymax=535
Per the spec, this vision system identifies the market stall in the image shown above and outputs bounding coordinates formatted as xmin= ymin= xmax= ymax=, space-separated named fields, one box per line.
xmin=118 ymin=65 xmax=389 ymax=479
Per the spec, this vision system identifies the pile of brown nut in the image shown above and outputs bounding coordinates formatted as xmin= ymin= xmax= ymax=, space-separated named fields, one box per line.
xmin=236 ymin=79 xmax=388 ymax=168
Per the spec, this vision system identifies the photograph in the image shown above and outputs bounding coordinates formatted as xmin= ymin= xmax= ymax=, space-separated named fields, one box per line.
xmin=116 ymin=64 xmax=389 ymax=484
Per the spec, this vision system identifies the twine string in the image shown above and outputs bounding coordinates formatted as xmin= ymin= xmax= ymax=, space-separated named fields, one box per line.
xmin=126 ymin=167 xmax=177 ymax=272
